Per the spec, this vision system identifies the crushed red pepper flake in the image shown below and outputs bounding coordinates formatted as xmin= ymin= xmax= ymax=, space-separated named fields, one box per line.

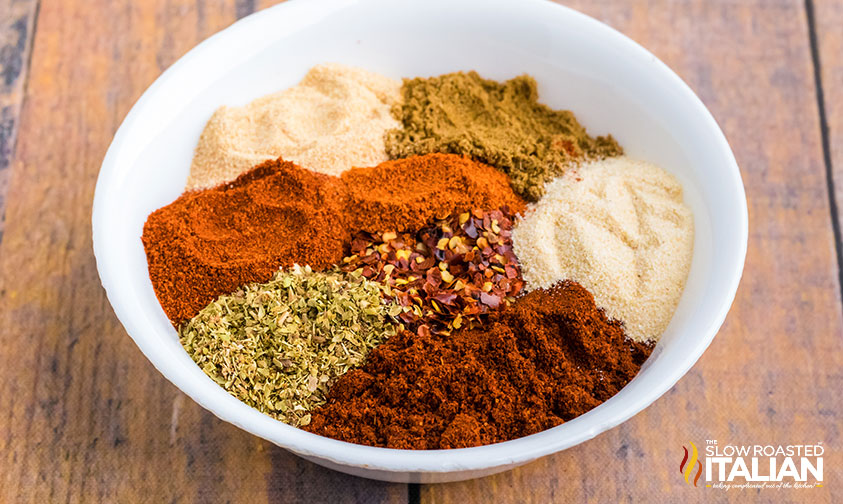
xmin=341 ymin=207 xmax=524 ymax=335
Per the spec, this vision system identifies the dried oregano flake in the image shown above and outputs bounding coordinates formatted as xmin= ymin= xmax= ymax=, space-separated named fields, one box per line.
xmin=179 ymin=264 xmax=399 ymax=427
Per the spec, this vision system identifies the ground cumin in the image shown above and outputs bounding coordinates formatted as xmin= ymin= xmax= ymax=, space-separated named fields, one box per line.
xmin=143 ymin=154 xmax=525 ymax=324
xmin=305 ymin=281 xmax=653 ymax=449
xmin=385 ymin=72 xmax=622 ymax=201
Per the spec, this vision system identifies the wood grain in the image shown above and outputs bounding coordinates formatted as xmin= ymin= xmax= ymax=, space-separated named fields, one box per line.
xmin=0 ymin=0 xmax=38 ymax=243
xmin=422 ymin=0 xmax=843 ymax=502
xmin=0 ymin=1 xmax=406 ymax=502
xmin=817 ymin=0 xmax=843 ymax=262
xmin=0 ymin=0 xmax=841 ymax=502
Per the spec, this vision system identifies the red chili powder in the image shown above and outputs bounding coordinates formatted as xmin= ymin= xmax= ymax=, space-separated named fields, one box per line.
xmin=142 ymin=154 xmax=525 ymax=324
xmin=304 ymin=281 xmax=654 ymax=449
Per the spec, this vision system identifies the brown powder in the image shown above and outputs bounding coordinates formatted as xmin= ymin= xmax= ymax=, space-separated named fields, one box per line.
xmin=305 ymin=281 xmax=654 ymax=449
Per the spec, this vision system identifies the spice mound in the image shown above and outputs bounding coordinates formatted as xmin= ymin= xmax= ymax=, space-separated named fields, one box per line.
xmin=512 ymin=156 xmax=694 ymax=342
xmin=180 ymin=265 xmax=401 ymax=427
xmin=344 ymin=153 xmax=526 ymax=233
xmin=304 ymin=281 xmax=654 ymax=449
xmin=385 ymin=71 xmax=622 ymax=201
xmin=141 ymin=64 xmax=695 ymax=449
xmin=188 ymin=63 xmax=401 ymax=190
xmin=143 ymin=153 xmax=526 ymax=324
xmin=143 ymin=160 xmax=347 ymax=324
xmin=343 ymin=208 xmax=523 ymax=335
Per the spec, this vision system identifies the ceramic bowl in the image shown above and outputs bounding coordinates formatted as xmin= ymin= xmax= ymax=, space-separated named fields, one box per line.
xmin=92 ymin=0 xmax=747 ymax=483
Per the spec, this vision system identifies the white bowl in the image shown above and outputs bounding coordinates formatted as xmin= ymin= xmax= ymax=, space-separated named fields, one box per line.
xmin=92 ymin=0 xmax=747 ymax=483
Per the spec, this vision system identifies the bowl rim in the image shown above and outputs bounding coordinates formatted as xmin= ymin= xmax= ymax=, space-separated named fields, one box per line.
xmin=92 ymin=0 xmax=748 ymax=474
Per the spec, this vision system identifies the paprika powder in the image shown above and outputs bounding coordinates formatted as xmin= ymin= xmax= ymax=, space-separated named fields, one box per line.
xmin=143 ymin=154 xmax=525 ymax=324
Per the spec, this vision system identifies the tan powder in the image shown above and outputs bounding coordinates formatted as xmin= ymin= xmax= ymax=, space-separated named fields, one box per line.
xmin=512 ymin=157 xmax=694 ymax=342
xmin=187 ymin=63 xmax=401 ymax=190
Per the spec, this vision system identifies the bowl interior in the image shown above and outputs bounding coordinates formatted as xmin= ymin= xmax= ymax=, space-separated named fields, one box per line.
xmin=93 ymin=0 xmax=746 ymax=481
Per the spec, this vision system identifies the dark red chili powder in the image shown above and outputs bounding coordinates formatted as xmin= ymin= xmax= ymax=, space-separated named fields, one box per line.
xmin=142 ymin=154 xmax=525 ymax=324
xmin=304 ymin=281 xmax=653 ymax=449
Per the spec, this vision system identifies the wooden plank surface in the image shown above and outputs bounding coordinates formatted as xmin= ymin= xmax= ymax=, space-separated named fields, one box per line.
xmin=422 ymin=0 xmax=843 ymax=502
xmin=0 ymin=1 xmax=406 ymax=502
xmin=0 ymin=0 xmax=38 ymax=243
xmin=0 ymin=0 xmax=841 ymax=502
xmin=818 ymin=0 xmax=843 ymax=260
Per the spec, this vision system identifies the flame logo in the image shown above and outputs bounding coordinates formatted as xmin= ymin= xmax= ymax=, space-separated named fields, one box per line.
xmin=680 ymin=442 xmax=703 ymax=487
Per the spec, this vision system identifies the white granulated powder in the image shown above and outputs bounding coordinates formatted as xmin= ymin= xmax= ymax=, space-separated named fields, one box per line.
xmin=186 ymin=63 xmax=401 ymax=190
xmin=512 ymin=157 xmax=694 ymax=342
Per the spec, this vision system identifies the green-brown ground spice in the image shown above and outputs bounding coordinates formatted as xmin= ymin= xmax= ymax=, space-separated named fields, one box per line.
xmin=385 ymin=72 xmax=623 ymax=201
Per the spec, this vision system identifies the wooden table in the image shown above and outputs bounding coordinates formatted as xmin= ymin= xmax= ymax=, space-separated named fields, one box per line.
xmin=1 ymin=0 xmax=840 ymax=502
